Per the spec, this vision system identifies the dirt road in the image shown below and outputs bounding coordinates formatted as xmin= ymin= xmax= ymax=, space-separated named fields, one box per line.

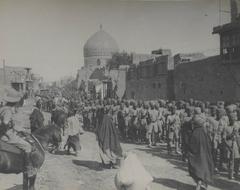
xmin=0 ymin=101 xmax=240 ymax=190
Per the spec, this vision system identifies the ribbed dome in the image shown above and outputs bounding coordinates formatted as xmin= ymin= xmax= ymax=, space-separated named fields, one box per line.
xmin=84 ymin=26 xmax=119 ymax=57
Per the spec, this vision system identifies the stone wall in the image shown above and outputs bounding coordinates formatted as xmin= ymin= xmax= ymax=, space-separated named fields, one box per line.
xmin=126 ymin=75 xmax=169 ymax=100
xmin=125 ymin=55 xmax=171 ymax=100
xmin=174 ymin=55 xmax=240 ymax=103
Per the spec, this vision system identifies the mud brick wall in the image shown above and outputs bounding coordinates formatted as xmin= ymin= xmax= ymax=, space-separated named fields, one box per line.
xmin=174 ymin=55 xmax=240 ymax=103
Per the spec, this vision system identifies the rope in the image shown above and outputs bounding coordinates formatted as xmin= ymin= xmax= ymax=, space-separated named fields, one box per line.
xmin=31 ymin=134 xmax=45 ymax=153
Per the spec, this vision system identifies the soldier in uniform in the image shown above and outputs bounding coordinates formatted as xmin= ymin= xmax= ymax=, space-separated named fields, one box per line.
xmin=206 ymin=106 xmax=219 ymax=172
xmin=139 ymin=102 xmax=149 ymax=144
xmin=135 ymin=101 xmax=142 ymax=143
xmin=166 ymin=106 xmax=181 ymax=154
xmin=159 ymin=100 xmax=168 ymax=142
xmin=222 ymin=110 xmax=240 ymax=179
xmin=216 ymin=108 xmax=229 ymax=171
xmin=123 ymin=102 xmax=131 ymax=140
xmin=130 ymin=102 xmax=138 ymax=142
xmin=147 ymin=102 xmax=158 ymax=147
xmin=155 ymin=103 xmax=164 ymax=144
xmin=0 ymin=95 xmax=36 ymax=176
xmin=87 ymin=102 xmax=93 ymax=131
xmin=117 ymin=103 xmax=125 ymax=140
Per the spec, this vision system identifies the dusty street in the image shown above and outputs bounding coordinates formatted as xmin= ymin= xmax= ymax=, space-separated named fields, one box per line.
xmin=0 ymin=101 xmax=240 ymax=190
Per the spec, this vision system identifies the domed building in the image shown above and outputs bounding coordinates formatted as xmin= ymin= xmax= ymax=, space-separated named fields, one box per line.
xmin=84 ymin=25 xmax=119 ymax=69
xmin=77 ymin=25 xmax=119 ymax=98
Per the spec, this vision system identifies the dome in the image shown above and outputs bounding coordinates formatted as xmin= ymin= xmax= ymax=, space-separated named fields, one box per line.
xmin=84 ymin=26 xmax=119 ymax=58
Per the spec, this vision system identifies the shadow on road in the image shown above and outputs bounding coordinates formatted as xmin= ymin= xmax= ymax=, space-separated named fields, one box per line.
xmin=154 ymin=177 xmax=240 ymax=190
xmin=136 ymin=145 xmax=188 ymax=172
xmin=72 ymin=160 xmax=103 ymax=171
xmin=139 ymin=145 xmax=240 ymax=190
xmin=53 ymin=150 xmax=68 ymax=155
xmin=213 ymin=177 xmax=240 ymax=190
xmin=153 ymin=178 xmax=194 ymax=190
xmin=5 ymin=185 xmax=22 ymax=190
xmin=54 ymin=150 xmax=77 ymax=156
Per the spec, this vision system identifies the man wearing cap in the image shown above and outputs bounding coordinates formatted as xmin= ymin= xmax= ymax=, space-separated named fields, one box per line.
xmin=0 ymin=95 xmax=35 ymax=176
xmin=135 ymin=101 xmax=142 ymax=143
xmin=160 ymin=100 xmax=168 ymax=142
xmin=130 ymin=102 xmax=138 ymax=142
xmin=223 ymin=110 xmax=240 ymax=179
xmin=206 ymin=106 xmax=219 ymax=172
xmin=155 ymin=103 xmax=164 ymax=144
xmin=147 ymin=102 xmax=158 ymax=147
xmin=166 ymin=106 xmax=181 ymax=154
xmin=216 ymin=108 xmax=229 ymax=171
xmin=123 ymin=102 xmax=131 ymax=139
xmin=139 ymin=103 xmax=149 ymax=143
xmin=117 ymin=103 xmax=126 ymax=140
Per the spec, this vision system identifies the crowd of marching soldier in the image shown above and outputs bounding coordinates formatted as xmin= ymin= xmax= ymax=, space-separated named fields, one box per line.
xmin=80 ymin=98 xmax=240 ymax=180
xmin=38 ymin=91 xmax=240 ymax=181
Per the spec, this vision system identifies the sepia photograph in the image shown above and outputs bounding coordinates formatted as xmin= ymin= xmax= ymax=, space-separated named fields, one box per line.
xmin=0 ymin=0 xmax=240 ymax=189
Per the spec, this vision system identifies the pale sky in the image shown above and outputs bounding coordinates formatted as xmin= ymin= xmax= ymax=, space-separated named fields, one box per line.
xmin=0 ymin=0 xmax=231 ymax=82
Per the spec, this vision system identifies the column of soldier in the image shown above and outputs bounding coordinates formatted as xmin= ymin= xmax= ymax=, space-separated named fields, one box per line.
xmin=80 ymin=98 xmax=240 ymax=180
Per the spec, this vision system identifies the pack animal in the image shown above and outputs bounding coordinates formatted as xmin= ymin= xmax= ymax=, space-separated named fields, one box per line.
xmin=0 ymin=125 xmax=62 ymax=190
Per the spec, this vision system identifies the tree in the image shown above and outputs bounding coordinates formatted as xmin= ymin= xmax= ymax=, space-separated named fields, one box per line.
xmin=107 ymin=52 xmax=132 ymax=70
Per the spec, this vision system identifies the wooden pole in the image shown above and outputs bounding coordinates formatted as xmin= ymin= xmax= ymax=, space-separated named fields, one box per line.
xmin=219 ymin=0 xmax=222 ymax=25
xmin=3 ymin=59 xmax=6 ymax=85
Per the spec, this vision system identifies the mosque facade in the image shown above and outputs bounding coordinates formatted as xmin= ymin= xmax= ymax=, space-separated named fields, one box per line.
xmin=77 ymin=25 xmax=119 ymax=98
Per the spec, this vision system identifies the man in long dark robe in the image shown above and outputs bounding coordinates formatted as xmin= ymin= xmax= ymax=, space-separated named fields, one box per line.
xmin=96 ymin=104 xmax=104 ymax=131
xmin=181 ymin=106 xmax=194 ymax=162
xmin=188 ymin=108 xmax=214 ymax=190
xmin=29 ymin=99 xmax=44 ymax=133
xmin=96 ymin=107 xmax=122 ymax=169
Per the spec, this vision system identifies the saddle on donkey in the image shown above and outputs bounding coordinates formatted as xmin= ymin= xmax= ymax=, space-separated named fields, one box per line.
xmin=0 ymin=132 xmax=39 ymax=177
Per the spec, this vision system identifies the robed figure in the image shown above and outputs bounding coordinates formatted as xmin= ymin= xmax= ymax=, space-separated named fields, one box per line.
xmin=96 ymin=107 xmax=122 ymax=169
xmin=29 ymin=100 xmax=44 ymax=133
xmin=188 ymin=109 xmax=214 ymax=190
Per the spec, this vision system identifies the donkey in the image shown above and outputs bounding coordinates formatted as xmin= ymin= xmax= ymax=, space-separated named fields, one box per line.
xmin=0 ymin=125 xmax=62 ymax=190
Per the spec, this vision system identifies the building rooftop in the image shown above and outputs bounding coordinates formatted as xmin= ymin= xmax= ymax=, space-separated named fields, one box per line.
xmin=213 ymin=20 xmax=240 ymax=34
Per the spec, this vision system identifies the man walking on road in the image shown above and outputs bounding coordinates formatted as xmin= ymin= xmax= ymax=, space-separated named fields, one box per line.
xmin=188 ymin=107 xmax=214 ymax=190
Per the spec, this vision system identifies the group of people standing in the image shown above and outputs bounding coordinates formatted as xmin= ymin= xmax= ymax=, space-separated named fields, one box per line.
xmin=80 ymin=98 xmax=240 ymax=189
xmin=2 ymin=91 xmax=240 ymax=190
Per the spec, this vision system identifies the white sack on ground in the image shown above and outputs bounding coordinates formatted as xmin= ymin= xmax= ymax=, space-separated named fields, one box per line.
xmin=115 ymin=152 xmax=153 ymax=190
